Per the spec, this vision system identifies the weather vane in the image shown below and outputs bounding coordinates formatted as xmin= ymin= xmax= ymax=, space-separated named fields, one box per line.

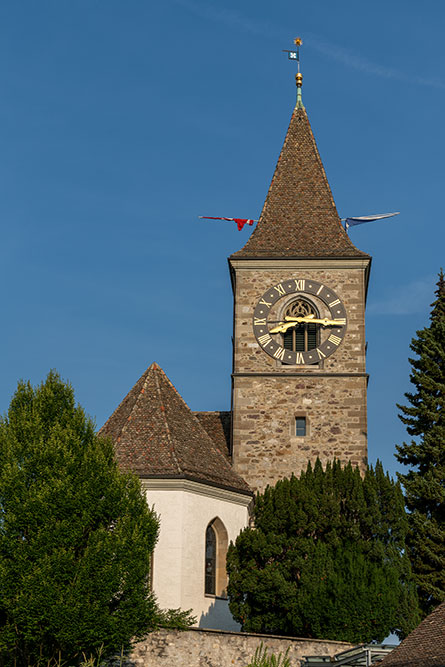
xmin=283 ymin=37 xmax=304 ymax=108
xmin=283 ymin=37 xmax=303 ymax=71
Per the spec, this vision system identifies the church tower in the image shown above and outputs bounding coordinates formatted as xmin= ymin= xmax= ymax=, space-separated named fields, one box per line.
xmin=229 ymin=69 xmax=371 ymax=493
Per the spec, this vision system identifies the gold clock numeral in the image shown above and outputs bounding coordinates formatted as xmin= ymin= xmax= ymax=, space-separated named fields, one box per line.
xmin=294 ymin=279 xmax=305 ymax=291
xmin=259 ymin=298 xmax=272 ymax=308
xmin=273 ymin=347 xmax=286 ymax=360
xmin=335 ymin=318 xmax=346 ymax=325
xmin=328 ymin=334 xmax=342 ymax=346
xmin=295 ymin=352 xmax=304 ymax=364
xmin=258 ymin=333 xmax=272 ymax=346
xmin=316 ymin=348 xmax=326 ymax=359
xmin=316 ymin=285 xmax=324 ymax=295
xmin=274 ymin=283 xmax=286 ymax=296
xmin=329 ymin=298 xmax=341 ymax=307
xmin=254 ymin=317 xmax=267 ymax=326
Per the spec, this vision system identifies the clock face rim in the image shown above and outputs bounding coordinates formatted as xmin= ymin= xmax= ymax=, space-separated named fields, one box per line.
xmin=253 ymin=278 xmax=347 ymax=366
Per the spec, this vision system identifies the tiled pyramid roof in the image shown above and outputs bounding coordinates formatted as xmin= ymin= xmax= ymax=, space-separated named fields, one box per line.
xmin=232 ymin=105 xmax=369 ymax=259
xmin=99 ymin=363 xmax=251 ymax=495
xmin=380 ymin=601 xmax=445 ymax=666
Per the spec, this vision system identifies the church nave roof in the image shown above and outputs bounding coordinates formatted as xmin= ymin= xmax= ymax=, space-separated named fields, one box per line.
xmin=99 ymin=363 xmax=251 ymax=496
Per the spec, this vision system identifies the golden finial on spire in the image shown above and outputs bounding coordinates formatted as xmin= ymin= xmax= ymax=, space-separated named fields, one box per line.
xmin=294 ymin=37 xmax=302 ymax=47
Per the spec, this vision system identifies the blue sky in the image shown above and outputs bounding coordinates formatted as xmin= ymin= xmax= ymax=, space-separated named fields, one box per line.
xmin=0 ymin=1 xmax=443 ymax=479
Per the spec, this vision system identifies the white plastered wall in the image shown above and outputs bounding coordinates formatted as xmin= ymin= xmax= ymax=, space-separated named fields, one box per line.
xmin=142 ymin=479 xmax=251 ymax=631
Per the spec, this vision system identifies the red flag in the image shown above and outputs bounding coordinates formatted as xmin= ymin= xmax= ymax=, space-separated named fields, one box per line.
xmin=199 ymin=216 xmax=257 ymax=231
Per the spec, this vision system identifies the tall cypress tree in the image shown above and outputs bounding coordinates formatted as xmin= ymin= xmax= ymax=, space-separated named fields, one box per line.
xmin=396 ymin=269 xmax=445 ymax=615
xmin=227 ymin=460 xmax=419 ymax=643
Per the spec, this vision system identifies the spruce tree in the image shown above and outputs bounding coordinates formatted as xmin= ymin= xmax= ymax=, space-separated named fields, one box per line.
xmin=227 ymin=460 xmax=419 ymax=643
xmin=0 ymin=371 xmax=191 ymax=666
xmin=396 ymin=269 xmax=445 ymax=616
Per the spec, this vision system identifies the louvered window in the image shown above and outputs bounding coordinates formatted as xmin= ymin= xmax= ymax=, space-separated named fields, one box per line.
xmin=283 ymin=299 xmax=318 ymax=352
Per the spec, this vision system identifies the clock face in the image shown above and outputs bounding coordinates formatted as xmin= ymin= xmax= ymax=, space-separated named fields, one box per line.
xmin=253 ymin=278 xmax=347 ymax=365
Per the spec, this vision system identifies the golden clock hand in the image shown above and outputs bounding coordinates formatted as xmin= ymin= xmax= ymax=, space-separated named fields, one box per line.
xmin=284 ymin=315 xmax=313 ymax=320
xmin=269 ymin=319 xmax=304 ymax=333
xmin=270 ymin=316 xmax=346 ymax=333
xmin=285 ymin=315 xmax=345 ymax=326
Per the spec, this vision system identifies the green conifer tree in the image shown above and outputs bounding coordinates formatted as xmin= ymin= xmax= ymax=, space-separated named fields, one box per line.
xmin=227 ymin=460 xmax=419 ymax=643
xmin=396 ymin=269 xmax=445 ymax=616
xmin=0 ymin=371 xmax=191 ymax=666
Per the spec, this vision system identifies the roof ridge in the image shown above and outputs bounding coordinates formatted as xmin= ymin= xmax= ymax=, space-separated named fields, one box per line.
xmin=304 ymin=108 xmax=345 ymax=235
xmin=116 ymin=363 xmax=155 ymax=440
xmin=154 ymin=365 xmax=182 ymax=475
xmin=258 ymin=104 xmax=312 ymax=224
xmin=99 ymin=365 xmax=151 ymax=441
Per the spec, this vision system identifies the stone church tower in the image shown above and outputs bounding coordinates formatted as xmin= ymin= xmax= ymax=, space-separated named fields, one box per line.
xmin=101 ymin=68 xmax=373 ymax=631
xmin=229 ymin=77 xmax=371 ymax=493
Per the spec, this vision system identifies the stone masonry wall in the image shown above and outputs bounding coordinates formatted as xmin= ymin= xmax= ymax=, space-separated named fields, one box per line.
xmin=231 ymin=263 xmax=368 ymax=492
xmin=232 ymin=374 xmax=367 ymax=492
xmin=127 ymin=628 xmax=353 ymax=667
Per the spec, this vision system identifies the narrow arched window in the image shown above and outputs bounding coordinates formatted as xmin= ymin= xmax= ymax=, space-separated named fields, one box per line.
xmin=205 ymin=518 xmax=229 ymax=597
xmin=205 ymin=524 xmax=216 ymax=595
xmin=283 ymin=299 xmax=318 ymax=352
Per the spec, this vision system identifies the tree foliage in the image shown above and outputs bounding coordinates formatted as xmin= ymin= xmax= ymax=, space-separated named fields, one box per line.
xmin=0 ymin=371 xmax=191 ymax=666
xmin=227 ymin=460 xmax=419 ymax=643
xmin=396 ymin=269 xmax=445 ymax=616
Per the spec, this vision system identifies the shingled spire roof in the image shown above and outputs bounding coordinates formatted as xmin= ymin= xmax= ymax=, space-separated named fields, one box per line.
xmin=232 ymin=104 xmax=368 ymax=259
xmin=99 ymin=363 xmax=251 ymax=495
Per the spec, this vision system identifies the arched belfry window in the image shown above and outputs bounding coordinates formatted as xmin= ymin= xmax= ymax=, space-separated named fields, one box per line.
xmin=283 ymin=299 xmax=318 ymax=352
xmin=204 ymin=518 xmax=229 ymax=597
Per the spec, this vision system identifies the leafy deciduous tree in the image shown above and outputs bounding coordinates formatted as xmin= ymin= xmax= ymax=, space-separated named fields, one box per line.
xmin=396 ymin=270 xmax=445 ymax=616
xmin=0 ymin=371 xmax=191 ymax=667
xmin=227 ymin=460 xmax=419 ymax=643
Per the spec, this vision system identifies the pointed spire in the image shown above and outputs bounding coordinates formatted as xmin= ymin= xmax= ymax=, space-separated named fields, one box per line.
xmin=232 ymin=80 xmax=368 ymax=259
xmin=99 ymin=363 xmax=251 ymax=494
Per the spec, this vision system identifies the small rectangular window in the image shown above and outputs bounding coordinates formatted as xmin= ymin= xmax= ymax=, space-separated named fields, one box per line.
xmin=295 ymin=417 xmax=306 ymax=437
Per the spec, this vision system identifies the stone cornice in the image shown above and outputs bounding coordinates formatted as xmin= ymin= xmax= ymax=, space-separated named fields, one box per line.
xmin=140 ymin=477 xmax=253 ymax=506
xmin=229 ymin=257 xmax=371 ymax=271
xmin=228 ymin=256 xmax=372 ymax=300
xmin=232 ymin=372 xmax=368 ymax=378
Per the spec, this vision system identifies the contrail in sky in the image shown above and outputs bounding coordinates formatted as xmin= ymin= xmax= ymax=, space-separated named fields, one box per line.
xmin=173 ymin=0 xmax=445 ymax=90
xmin=173 ymin=0 xmax=281 ymax=37
xmin=308 ymin=35 xmax=445 ymax=90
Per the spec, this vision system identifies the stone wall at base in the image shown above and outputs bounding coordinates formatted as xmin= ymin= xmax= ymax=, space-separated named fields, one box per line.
xmin=128 ymin=627 xmax=353 ymax=667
